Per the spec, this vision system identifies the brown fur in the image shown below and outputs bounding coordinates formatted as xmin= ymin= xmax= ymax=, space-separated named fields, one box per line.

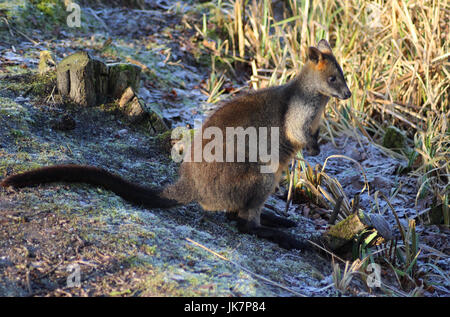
xmin=315 ymin=60 xmax=327 ymax=71
xmin=1 ymin=40 xmax=351 ymax=250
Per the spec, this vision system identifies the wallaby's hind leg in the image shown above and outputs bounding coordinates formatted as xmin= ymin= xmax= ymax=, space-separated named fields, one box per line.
xmin=236 ymin=208 xmax=307 ymax=250
xmin=260 ymin=210 xmax=296 ymax=228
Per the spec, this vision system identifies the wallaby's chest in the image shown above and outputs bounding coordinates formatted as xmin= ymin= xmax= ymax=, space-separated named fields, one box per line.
xmin=310 ymin=100 xmax=328 ymax=134
xmin=283 ymin=94 xmax=329 ymax=146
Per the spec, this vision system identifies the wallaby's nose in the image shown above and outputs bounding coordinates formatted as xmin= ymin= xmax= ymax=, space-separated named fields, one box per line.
xmin=343 ymin=90 xmax=352 ymax=99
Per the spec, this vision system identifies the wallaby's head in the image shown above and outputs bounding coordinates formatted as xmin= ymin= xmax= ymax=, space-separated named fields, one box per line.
xmin=306 ymin=39 xmax=351 ymax=100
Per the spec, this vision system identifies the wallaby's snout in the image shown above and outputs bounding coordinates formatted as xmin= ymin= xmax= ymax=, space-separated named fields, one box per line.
xmin=328 ymin=74 xmax=351 ymax=100
xmin=339 ymin=86 xmax=352 ymax=100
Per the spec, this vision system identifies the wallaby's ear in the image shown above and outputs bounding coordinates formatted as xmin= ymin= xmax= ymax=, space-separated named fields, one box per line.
xmin=307 ymin=46 xmax=323 ymax=64
xmin=317 ymin=39 xmax=332 ymax=54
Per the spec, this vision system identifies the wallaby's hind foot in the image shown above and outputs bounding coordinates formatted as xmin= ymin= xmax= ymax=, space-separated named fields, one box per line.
xmin=260 ymin=210 xmax=296 ymax=228
xmin=236 ymin=212 xmax=307 ymax=250
xmin=238 ymin=222 xmax=308 ymax=250
xmin=253 ymin=226 xmax=308 ymax=250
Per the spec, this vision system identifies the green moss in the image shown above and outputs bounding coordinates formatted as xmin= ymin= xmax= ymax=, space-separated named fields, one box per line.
xmin=142 ymin=245 xmax=157 ymax=255
xmin=382 ymin=125 xmax=406 ymax=150
xmin=9 ymin=129 xmax=26 ymax=139
xmin=10 ymin=0 xmax=65 ymax=31
xmin=0 ymin=71 xmax=56 ymax=98
xmin=325 ymin=213 xmax=367 ymax=250
xmin=56 ymin=52 xmax=91 ymax=72
xmin=109 ymin=289 xmax=132 ymax=296
xmin=155 ymin=130 xmax=173 ymax=153
xmin=31 ymin=0 xmax=66 ymax=21
xmin=0 ymin=0 xmax=107 ymax=43
xmin=108 ymin=63 xmax=142 ymax=95
xmin=138 ymin=270 xmax=198 ymax=297
xmin=0 ymin=97 xmax=28 ymax=120
xmin=122 ymin=255 xmax=144 ymax=267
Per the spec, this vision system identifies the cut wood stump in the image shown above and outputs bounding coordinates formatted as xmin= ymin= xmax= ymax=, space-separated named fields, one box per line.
xmin=55 ymin=51 xmax=167 ymax=134
xmin=56 ymin=51 xmax=141 ymax=107
xmin=117 ymin=86 xmax=169 ymax=134
xmin=56 ymin=51 xmax=109 ymax=107
xmin=108 ymin=63 xmax=141 ymax=99
xmin=118 ymin=87 xmax=146 ymax=123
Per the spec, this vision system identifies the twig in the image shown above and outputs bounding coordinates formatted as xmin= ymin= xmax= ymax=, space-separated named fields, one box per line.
xmin=45 ymin=85 xmax=56 ymax=104
xmin=1 ymin=17 xmax=39 ymax=45
xmin=351 ymin=194 xmax=360 ymax=214
xmin=87 ymin=8 xmax=108 ymax=31
xmin=321 ymin=154 xmax=370 ymax=197
xmin=371 ymin=102 xmax=418 ymax=130
xmin=1 ymin=16 xmax=14 ymax=37
xmin=25 ymin=270 xmax=33 ymax=295
xmin=285 ymin=159 xmax=296 ymax=214
xmin=329 ymin=196 xmax=343 ymax=225
xmin=378 ymin=192 xmax=406 ymax=243
xmin=307 ymin=239 xmax=346 ymax=264
xmin=126 ymin=57 xmax=149 ymax=72
xmin=38 ymin=259 xmax=64 ymax=279
xmin=185 ymin=237 xmax=306 ymax=297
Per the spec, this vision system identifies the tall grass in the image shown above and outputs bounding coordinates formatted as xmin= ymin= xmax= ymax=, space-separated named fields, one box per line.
xmin=198 ymin=0 xmax=449 ymax=209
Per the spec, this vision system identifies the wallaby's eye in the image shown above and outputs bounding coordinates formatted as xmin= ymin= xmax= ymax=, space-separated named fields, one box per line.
xmin=328 ymin=76 xmax=336 ymax=83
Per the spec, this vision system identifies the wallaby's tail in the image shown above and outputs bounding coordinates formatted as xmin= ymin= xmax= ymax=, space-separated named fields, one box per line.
xmin=1 ymin=164 xmax=183 ymax=209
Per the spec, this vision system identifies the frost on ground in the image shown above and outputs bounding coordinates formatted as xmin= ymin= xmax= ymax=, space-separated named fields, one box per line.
xmin=0 ymin=1 xmax=448 ymax=297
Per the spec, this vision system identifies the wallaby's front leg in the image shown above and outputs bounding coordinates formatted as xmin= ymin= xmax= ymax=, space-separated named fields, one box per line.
xmin=305 ymin=128 xmax=320 ymax=156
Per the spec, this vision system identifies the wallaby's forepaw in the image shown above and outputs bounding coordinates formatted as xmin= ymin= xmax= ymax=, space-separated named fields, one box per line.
xmin=307 ymin=146 xmax=320 ymax=156
xmin=305 ymin=129 xmax=321 ymax=156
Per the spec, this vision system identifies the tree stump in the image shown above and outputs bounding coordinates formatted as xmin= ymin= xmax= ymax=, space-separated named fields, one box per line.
xmin=118 ymin=87 xmax=146 ymax=123
xmin=55 ymin=51 xmax=167 ymax=134
xmin=56 ymin=51 xmax=109 ymax=107
xmin=117 ymin=86 xmax=169 ymax=134
xmin=108 ymin=63 xmax=141 ymax=99
xmin=56 ymin=51 xmax=141 ymax=107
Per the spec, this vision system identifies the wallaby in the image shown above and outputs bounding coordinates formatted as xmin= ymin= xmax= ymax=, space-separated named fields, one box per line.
xmin=1 ymin=39 xmax=351 ymax=250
